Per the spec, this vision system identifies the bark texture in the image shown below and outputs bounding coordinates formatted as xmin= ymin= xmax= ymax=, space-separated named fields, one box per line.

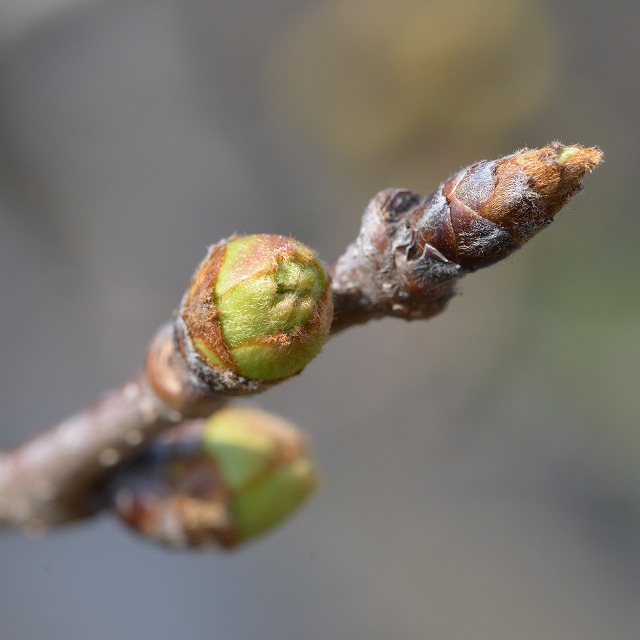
xmin=0 ymin=143 xmax=601 ymax=539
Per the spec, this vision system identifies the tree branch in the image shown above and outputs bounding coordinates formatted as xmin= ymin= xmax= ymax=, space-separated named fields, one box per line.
xmin=0 ymin=143 xmax=602 ymax=541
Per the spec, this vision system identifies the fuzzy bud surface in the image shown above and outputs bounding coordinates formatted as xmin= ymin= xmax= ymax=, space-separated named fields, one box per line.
xmin=180 ymin=234 xmax=333 ymax=385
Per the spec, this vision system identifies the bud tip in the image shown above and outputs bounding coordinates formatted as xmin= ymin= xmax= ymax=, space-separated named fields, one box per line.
xmin=554 ymin=143 xmax=603 ymax=176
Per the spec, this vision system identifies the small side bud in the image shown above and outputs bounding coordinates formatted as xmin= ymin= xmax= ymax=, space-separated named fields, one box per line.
xmin=110 ymin=407 xmax=317 ymax=549
xmin=202 ymin=408 xmax=317 ymax=543
xmin=178 ymin=234 xmax=333 ymax=394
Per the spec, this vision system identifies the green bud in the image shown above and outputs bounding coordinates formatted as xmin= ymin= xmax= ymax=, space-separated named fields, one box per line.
xmin=180 ymin=234 xmax=333 ymax=384
xmin=203 ymin=407 xmax=317 ymax=544
xmin=111 ymin=407 xmax=317 ymax=549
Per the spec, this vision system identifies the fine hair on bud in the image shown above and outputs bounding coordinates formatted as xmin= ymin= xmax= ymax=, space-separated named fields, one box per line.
xmin=330 ymin=142 xmax=601 ymax=326
xmin=178 ymin=234 xmax=333 ymax=394
xmin=425 ymin=142 xmax=603 ymax=269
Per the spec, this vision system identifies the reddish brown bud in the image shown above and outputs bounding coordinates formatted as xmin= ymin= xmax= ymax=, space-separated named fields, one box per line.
xmin=429 ymin=142 xmax=603 ymax=269
xmin=331 ymin=143 xmax=602 ymax=328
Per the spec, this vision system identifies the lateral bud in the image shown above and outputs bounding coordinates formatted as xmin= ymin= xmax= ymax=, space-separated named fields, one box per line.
xmin=177 ymin=234 xmax=333 ymax=395
xmin=109 ymin=407 xmax=318 ymax=549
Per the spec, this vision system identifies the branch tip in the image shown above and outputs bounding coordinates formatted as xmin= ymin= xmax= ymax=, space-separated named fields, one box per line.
xmin=0 ymin=142 xmax=602 ymax=538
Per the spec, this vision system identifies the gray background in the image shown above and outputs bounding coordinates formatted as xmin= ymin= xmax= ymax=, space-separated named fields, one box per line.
xmin=1 ymin=0 xmax=639 ymax=638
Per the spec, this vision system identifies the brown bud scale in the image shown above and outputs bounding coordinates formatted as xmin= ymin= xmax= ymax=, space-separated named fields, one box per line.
xmin=331 ymin=143 xmax=602 ymax=330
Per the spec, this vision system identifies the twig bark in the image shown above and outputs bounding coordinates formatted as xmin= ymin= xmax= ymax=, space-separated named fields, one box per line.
xmin=0 ymin=143 xmax=601 ymax=534
xmin=0 ymin=326 xmax=226 ymax=530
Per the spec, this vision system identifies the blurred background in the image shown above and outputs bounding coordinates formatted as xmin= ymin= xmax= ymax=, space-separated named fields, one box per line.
xmin=0 ymin=0 xmax=639 ymax=638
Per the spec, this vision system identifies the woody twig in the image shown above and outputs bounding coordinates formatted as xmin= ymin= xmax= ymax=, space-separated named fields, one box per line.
xmin=0 ymin=143 xmax=601 ymax=545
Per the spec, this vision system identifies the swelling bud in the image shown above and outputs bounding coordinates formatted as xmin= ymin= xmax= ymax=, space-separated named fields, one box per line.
xmin=110 ymin=407 xmax=318 ymax=549
xmin=178 ymin=235 xmax=333 ymax=392
xmin=202 ymin=407 xmax=317 ymax=544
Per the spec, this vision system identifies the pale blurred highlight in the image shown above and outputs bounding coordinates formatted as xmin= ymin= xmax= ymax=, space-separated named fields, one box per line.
xmin=266 ymin=0 xmax=557 ymax=184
